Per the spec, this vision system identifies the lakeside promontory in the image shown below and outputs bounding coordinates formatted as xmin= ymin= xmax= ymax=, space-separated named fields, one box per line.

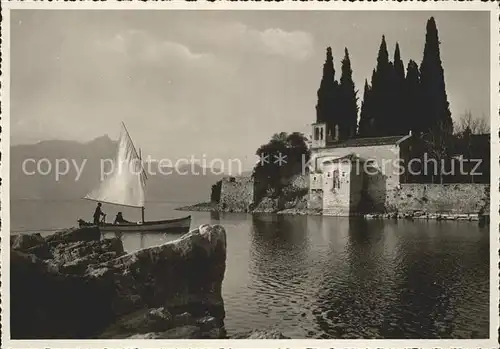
xmin=176 ymin=175 xmax=490 ymax=223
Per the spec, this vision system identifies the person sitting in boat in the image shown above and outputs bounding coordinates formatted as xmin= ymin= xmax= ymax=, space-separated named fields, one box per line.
xmin=93 ymin=203 xmax=106 ymax=225
xmin=114 ymin=212 xmax=130 ymax=224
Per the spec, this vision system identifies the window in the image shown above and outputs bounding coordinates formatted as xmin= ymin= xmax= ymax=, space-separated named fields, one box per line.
xmin=333 ymin=170 xmax=340 ymax=189
xmin=314 ymin=128 xmax=319 ymax=141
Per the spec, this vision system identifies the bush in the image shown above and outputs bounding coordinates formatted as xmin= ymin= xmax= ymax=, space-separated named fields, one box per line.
xmin=253 ymin=132 xmax=310 ymax=203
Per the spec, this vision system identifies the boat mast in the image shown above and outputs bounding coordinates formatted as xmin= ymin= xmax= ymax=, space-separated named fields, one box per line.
xmin=139 ymin=147 xmax=145 ymax=223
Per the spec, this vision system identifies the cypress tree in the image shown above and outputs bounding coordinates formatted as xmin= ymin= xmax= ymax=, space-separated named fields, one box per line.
xmin=392 ymin=43 xmax=407 ymax=135
xmin=405 ymin=59 xmax=422 ymax=135
xmin=358 ymin=79 xmax=373 ymax=137
xmin=371 ymin=35 xmax=392 ymax=136
xmin=420 ymin=17 xmax=453 ymax=134
xmin=387 ymin=60 xmax=396 ymax=134
xmin=339 ymin=47 xmax=359 ymax=140
xmin=393 ymin=43 xmax=405 ymax=83
xmin=316 ymin=47 xmax=339 ymax=137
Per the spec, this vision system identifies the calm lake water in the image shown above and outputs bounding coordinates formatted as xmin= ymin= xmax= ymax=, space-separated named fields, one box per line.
xmin=11 ymin=200 xmax=490 ymax=339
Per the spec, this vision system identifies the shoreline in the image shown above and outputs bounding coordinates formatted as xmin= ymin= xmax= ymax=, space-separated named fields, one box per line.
xmin=176 ymin=202 xmax=490 ymax=223
xmin=176 ymin=202 xmax=218 ymax=212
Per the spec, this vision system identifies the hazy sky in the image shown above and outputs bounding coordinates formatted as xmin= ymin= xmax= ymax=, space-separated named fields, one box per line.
xmin=11 ymin=10 xmax=490 ymax=170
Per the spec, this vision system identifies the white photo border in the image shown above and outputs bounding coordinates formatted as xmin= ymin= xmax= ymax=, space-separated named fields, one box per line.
xmin=1 ymin=1 xmax=499 ymax=348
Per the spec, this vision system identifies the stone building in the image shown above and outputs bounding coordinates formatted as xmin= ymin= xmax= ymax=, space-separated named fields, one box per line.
xmin=309 ymin=121 xmax=412 ymax=216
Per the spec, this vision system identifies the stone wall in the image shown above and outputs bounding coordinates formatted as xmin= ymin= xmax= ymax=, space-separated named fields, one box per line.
xmin=308 ymin=190 xmax=323 ymax=210
xmin=387 ymin=184 xmax=490 ymax=214
xmin=309 ymin=173 xmax=322 ymax=191
xmin=219 ymin=176 xmax=254 ymax=212
xmin=364 ymin=166 xmax=387 ymax=213
xmin=310 ymin=144 xmax=401 ymax=214
xmin=322 ymin=162 xmax=355 ymax=216
xmin=308 ymin=169 xmax=323 ymax=210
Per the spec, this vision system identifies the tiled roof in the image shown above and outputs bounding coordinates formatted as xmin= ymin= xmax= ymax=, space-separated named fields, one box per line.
xmin=322 ymin=153 xmax=360 ymax=164
xmin=320 ymin=135 xmax=410 ymax=149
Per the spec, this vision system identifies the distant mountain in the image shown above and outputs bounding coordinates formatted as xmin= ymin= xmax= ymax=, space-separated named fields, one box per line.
xmin=11 ymin=137 xmax=224 ymax=204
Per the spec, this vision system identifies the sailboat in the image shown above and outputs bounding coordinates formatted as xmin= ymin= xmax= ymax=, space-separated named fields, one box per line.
xmin=79 ymin=122 xmax=191 ymax=233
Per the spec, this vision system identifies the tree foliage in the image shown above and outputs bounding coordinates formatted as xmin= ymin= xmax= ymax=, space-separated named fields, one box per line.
xmin=420 ymin=16 xmax=453 ymax=135
xmin=455 ymin=111 xmax=489 ymax=135
xmin=312 ymin=17 xmax=487 ymax=145
xmin=338 ymin=48 xmax=359 ymax=139
xmin=421 ymin=120 xmax=455 ymax=184
xmin=253 ymin=132 xmax=310 ymax=200
xmin=316 ymin=47 xmax=339 ymax=133
xmin=370 ymin=35 xmax=393 ymax=136
xmin=392 ymin=43 xmax=407 ymax=135
xmin=358 ymin=79 xmax=372 ymax=137
xmin=405 ymin=60 xmax=422 ymax=136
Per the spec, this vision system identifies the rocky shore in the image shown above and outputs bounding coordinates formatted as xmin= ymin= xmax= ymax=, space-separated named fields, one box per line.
xmin=363 ymin=211 xmax=489 ymax=222
xmin=177 ymin=203 xmax=320 ymax=216
xmin=177 ymin=203 xmax=487 ymax=223
xmin=176 ymin=202 xmax=218 ymax=212
xmin=10 ymin=224 xmax=289 ymax=339
xmin=177 ymin=192 xmax=317 ymax=216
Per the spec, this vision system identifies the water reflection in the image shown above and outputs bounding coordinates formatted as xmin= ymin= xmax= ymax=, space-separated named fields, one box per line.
xmin=310 ymin=218 xmax=395 ymax=338
xmin=245 ymin=216 xmax=489 ymax=339
xmin=383 ymin=222 xmax=490 ymax=339
xmin=210 ymin=211 xmax=221 ymax=222
xmin=249 ymin=215 xmax=311 ymax=325
xmin=100 ymin=212 xmax=489 ymax=339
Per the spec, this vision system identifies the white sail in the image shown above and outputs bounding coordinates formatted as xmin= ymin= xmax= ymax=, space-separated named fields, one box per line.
xmin=84 ymin=123 xmax=147 ymax=208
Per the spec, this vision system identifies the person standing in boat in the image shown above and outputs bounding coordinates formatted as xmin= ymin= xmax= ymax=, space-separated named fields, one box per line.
xmin=93 ymin=203 xmax=106 ymax=225
xmin=114 ymin=212 xmax=130 ymax=224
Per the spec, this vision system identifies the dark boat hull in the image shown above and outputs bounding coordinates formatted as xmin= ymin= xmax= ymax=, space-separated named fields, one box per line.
xmin=79 ymin=215 xmax=191 ymax=233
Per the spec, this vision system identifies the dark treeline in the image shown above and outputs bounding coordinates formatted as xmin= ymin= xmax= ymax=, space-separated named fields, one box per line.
xmin=317 ymin=16 xmax=455 ymax=139
xmin=315 ymin=16 xmax=490 ymax=184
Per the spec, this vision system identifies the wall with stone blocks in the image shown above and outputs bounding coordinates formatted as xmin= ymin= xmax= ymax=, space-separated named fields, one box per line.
xmin=387 ymin=184 xmax=490 ymax=214
xmin=308 ymin=190 xmax=323 ymax=210
xmin=219 ymin=176 xmax=254 ymax=212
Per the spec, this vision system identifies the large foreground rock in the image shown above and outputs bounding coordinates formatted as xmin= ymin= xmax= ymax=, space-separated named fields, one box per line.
xmin=11 ymin=224 xmax=227 ymax=339
xmin=11 ymin=232 xmax=45 ymax=250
